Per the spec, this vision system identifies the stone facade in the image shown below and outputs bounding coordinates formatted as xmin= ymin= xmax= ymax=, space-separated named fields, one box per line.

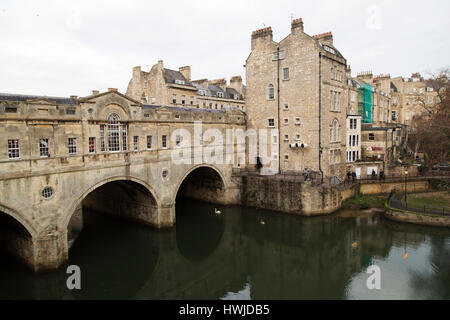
xmin=0 ymin=89 xmax=246 ymax=271
xmin=126 ymin=60 xmax=246 ymax=112
xmin=245 ymin=19 xmax=347 ymax=182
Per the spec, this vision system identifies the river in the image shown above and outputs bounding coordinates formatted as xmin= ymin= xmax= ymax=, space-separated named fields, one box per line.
xmin=0 ymin=200 xmax=449 ymax=299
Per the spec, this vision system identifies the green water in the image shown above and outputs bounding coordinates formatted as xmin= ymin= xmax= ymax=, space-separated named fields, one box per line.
xmin=0 ymin=200 xmax=449 ymax=300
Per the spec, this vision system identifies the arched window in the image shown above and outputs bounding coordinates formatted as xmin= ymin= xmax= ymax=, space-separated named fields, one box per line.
xmin=108 ymin=114 xmax=120 ymax=152
xmin=268 ymin=84 xmax=274 ymax=100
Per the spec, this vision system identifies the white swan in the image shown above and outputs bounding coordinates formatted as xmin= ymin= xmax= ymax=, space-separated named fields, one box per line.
xmin=215 ymin=208 xmax=222 ymax=216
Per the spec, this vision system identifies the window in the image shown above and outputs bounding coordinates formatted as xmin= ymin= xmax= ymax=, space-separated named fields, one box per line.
xmin=175 ymin=80 xmax=185 ymax=85
xmin=89 ymin=137 xmax=95 ymax=154
xmin=283 ymin=118 xmax=289 ymax=125
xmin=273 ymin=135 xmax=278 ymax=144
xmin=392 ymin=111 xmax=397 ymax=121
xmin=172 ymin=94 xmax=177 ymax=104
xmin=181 ymin=95 xmax=186 ymax=105
xmin=369 ymin=133 xmax=375 ymax=141
xmin=268 ymin=118 xmax=275 ymax=127
xmin=295 ymin=117 xmax=301 ymax=125
xmin=144 ymin=82 xmax=148 ymax=89
xmin=406 ymin=111 xmax=410 ymax=121
xmin=162 ymin=135 xmax=167 ymax=148
xmin=5 ymin=107 xmax=17 ymax=113
xmin=283 ymin=68 xmax=289 ymax=80
xmin=273 ymin=52 xmax=279 ymax=60
xmin=268 ymin=84 xmax=274 ymax=100
xmin=175 ymin=135 xmax=181 ymax=147
xmin=331 ymin=120 xmax=340 ymax=142
xmin=133 ymin=136 xmax=139 ymax=151
xmin=284 ymin=104 xmax=289 ymax=111
xmin=121 ymin=124 xmax=128 ymax=151
xmin=100 ymin=125 xmax=106 ymax=152
xmin=42 ymin=187 xmax=53 ymax=199
xmin=190 ymin=96 xmax=194 ymax=105
xmin=108 ymin=114 xmax=120 ymax=152
xmin=8 ymin=139 xmax=19 ymax=159
xmin=295 ymin=134 xmax=301 ymax=141
xmin=351 ymin=92 xmax=355 ymax=102
xmin=284 ymin=135 xmax=289 ymax=141
xmin=428 ymin=96 xmax=433 ymax=104
xmin=147 ymin=136 xmax=152 ymax=150
xmin=284 ymin=155 xmax=289 ymax=161
xmin=39 ymin=138 xmax=50 ymax=157
xmin=66 ymin=108 xmax=76 ymax=115
xmin=68 ymin=138 xmax=77 ymax=155
xmin=217 ymin=92 xmax=224 ymax=98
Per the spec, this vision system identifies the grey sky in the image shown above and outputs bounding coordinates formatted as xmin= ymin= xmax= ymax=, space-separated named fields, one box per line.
xmin=0 ymin=0 xmax=449 ymax=97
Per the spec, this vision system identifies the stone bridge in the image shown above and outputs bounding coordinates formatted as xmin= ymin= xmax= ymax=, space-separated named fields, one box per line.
xmin=0 ymin=90 xmax=245 ymax=271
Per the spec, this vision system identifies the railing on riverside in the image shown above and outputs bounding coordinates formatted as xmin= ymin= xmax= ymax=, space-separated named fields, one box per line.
xmin=388 ymin=193 xmax=450 ymax=217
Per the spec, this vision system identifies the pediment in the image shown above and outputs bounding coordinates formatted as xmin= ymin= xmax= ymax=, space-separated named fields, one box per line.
xmin=79 ymin=91 xmax=141 ymax=106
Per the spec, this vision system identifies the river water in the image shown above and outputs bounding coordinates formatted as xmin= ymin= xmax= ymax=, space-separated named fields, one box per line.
xmin=0 ymin=200 xmax=449 ymax=300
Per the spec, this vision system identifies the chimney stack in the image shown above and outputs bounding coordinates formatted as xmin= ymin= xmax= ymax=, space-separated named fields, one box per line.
xmin=312 ymin=32 xmax=333 ymax=46
xmin=291 ymin=18 xmax=304 ymax=33
xmin=179 ymin=66 xmax=191 ymax=82
xmin=251 ymin=27 xmax=273 ymax=50
xmin=92 ymin=90 xmax=100 ymax=95
xmin=108 ymin=88 xmax=118 ymax=92
xmin=230 ymin=76 xmax=243 ymax=95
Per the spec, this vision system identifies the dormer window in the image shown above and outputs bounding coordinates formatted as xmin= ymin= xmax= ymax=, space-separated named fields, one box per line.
xmin=217 ymin=92 xmax=224 ymax=98
xmin=175 ymin=80 xmax=186 ymax=85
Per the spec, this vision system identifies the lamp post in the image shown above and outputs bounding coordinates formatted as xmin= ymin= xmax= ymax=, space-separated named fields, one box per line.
xmin=404 ymin=170 xmax=409 ymax=207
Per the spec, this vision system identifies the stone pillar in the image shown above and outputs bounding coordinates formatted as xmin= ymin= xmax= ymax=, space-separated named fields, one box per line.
xmin=157 ymin=203 xmax=175 ymax=228
xmin=32 ymin=226 xmax=68 ymax=272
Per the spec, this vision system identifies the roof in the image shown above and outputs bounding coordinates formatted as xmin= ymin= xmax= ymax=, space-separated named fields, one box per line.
xmin=208 ymin=84 xmax=227 ymax=97
xmin=0 ymin=93 xmax=77 ymax=105
xmin=142 ymin=104 xmax=227 ymax=114
xmin=390 ymin=82 xmax=398 ymax=93
xmin=226 ymin=87 xmax=243 ymax=100
xmin=163 ymin=68 xmax=192 ymax=86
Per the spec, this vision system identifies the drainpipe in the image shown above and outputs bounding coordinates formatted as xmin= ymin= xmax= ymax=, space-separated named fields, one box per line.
xmin=319 ymin=52 xmax=324 ymax=184
xmin=277 ymin=47 xmax=281 ymax=174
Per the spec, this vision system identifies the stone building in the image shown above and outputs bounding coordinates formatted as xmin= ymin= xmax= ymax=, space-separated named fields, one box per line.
xmin=126 ymin=60 xmax=246 ymax=112
xmin=245 ymin=19 xmax=348 ymax=182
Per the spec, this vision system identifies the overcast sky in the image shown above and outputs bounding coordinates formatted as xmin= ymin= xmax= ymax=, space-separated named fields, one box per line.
xmin=0 ymin=0 xmax=449 ymax=97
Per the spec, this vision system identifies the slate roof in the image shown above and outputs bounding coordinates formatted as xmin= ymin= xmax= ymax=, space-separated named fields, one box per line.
xmin=164 ymin=68 xmax=192 ymax=86
xmin=0 ymin=93 xmax=77 ymax=105
xmin=226 ymin=87 xmax=243 ymax=100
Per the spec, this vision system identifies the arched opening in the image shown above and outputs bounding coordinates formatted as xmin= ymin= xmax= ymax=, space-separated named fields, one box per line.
xmin=175 ymin=166 xmax=226 ymax=261
xmin=67 ymin=179 xmax=158 ymax=249
xmin=176 ymin=166 xmax=226 ymax=204
xmin=64 ymin=179 xmax=160 ymax=299
xmin=0 ymin=211 xmax=33 ymax=269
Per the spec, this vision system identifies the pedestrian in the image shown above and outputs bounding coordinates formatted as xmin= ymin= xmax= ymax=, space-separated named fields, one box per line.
xmin=352 ymin=171 xmax=356 ymax=182
xmin=372 ymin=169 xmax=376 ymax=179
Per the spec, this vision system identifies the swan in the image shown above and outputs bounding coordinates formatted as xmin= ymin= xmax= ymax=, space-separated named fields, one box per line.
xmin=215 ymin=208 xmax=221 ymax=216
xmin=260 ymin=219 xmax=265 ymax=225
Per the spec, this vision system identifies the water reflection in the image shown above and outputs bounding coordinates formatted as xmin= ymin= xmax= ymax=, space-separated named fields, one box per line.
xmin=0 ymin=202 xmax=449 ymax=300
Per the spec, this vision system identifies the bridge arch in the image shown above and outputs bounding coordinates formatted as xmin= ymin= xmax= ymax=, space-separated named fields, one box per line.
xmin=60 ymin=175 xmax=160 ymax=232
xmin=173 ymin=164 xmax=228 ymax=204
xmin=0 ymin=203 xmax=36 ymax=237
